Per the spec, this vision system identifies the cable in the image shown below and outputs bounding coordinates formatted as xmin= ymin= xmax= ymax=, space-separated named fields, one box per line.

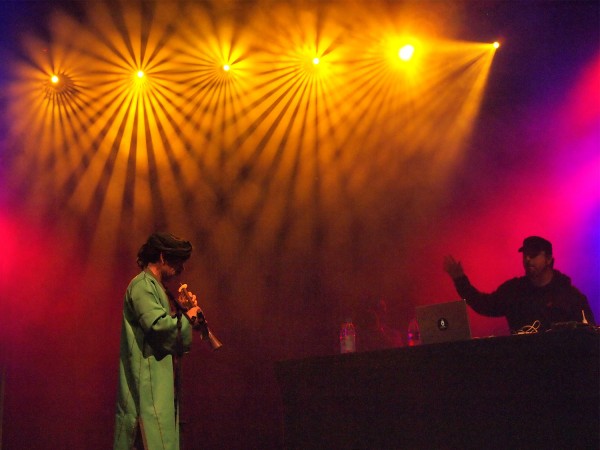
xmin=514 ymin=320 xmax=541 ymax=335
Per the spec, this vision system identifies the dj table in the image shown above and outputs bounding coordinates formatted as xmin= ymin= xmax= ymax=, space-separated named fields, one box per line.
xmin=276 ymin=328 xmax=599 ymax=449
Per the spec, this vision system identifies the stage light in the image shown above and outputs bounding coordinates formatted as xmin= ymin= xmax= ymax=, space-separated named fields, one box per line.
xmin=398 ymin=44 xmax=415 ymax=61
xmin=223 ymin=64 xmax=230 ymax=71
xmin=137 ymin=70 xmax=144 ymax=78
xmin=313 ymin=57 xmax=320 ymax=65
xmin=493 ymin=41 xmax=500 ymax=49
xmin=44 ymin=72 xmax=76 ymax=99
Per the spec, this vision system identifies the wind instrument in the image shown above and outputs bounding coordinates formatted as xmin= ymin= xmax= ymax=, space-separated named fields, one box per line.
xmin=178 ymin=283 xmax=223 ymax=351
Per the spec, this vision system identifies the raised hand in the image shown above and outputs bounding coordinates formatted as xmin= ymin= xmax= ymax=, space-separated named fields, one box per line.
xmin=443 ymin=255 xmax=465 ymax=280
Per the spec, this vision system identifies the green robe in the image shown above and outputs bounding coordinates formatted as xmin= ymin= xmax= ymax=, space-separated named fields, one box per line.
xmin=114 ymin=271 xmax=193 ymax=450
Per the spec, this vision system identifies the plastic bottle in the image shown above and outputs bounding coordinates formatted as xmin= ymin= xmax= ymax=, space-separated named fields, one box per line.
xmin=407 ymin=318 xmax=421 ymax=346
xmin=339 ymin=319 xmax=356 ymax=353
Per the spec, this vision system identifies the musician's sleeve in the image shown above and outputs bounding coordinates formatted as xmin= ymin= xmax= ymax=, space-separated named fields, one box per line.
xmin=454 ymin=275 xmax=514 ymax=317
xmin=128 ymin=277 xmax=192 ymax=359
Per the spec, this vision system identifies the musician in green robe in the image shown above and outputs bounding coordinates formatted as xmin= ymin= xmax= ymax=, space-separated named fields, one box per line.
xmin=113 ymin=232 xmax=201 ymax=450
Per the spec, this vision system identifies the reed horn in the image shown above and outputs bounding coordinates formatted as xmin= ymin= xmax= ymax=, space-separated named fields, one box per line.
xmin=196 ymin=310 xmax=224 ymax=351
xmin=178 ymin=283 xmax=223 ymax=351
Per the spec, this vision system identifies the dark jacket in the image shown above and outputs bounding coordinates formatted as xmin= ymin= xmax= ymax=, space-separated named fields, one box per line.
xmin=454 ymin=270 xmax=596 ymax=332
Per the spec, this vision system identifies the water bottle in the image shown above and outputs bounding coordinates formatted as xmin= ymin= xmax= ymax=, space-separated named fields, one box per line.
xmin=407 ymin=318 xmax=421 ymax=346
xmin=340 ymin=319 xmax=356 ymax=353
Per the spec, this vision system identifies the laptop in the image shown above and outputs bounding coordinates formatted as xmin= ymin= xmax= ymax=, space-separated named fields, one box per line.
xmin=415 ymin=300 xmax=472 ymax=345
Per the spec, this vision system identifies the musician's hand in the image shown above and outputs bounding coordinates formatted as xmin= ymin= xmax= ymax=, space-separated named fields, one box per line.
xmin=177 ymin=284 xmax=199 ymax=310
xmin=443 ymin=255 xmax=465 ymax=280
xmin=185 ymin=306 xmax=201 ymax=322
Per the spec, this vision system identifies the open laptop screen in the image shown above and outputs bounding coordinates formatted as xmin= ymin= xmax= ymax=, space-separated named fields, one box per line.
xmin=415 ymin=300 xmax=472 ymax=345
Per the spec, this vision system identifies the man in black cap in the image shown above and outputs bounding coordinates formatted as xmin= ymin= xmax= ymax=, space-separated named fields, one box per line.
xmin=443 ymin=236 xmax=595 ymax=333
xmin=114 ymin=232 xmax=203 ymax=450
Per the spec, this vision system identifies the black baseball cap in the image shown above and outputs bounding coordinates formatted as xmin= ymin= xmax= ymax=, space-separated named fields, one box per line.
xmin=518 ymin=236 xmax=552 ymax=256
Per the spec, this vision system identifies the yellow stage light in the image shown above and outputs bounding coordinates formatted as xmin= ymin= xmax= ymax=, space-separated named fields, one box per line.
xmin=493 ymin=41 xmax=500 ymax=49
xmin=4 ymin=0 xmax=502 ymax=320
xmin=51 ymin=75 xmax=59 ymax=84
xmin=398 ymin=44 xmax=415 ymax=61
